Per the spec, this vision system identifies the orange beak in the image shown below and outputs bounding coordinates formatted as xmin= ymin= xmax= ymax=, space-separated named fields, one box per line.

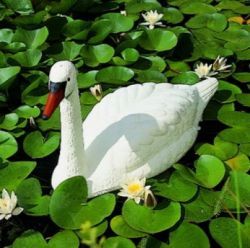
xmin=42 ymin=82 xmax=66 ymax=120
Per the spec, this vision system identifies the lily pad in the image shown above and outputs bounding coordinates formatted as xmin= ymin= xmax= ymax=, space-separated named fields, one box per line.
xmin=12 ymin=27 xmax=48 ymax=49
xmin=122 ymin=200 xmax=181 ymax=234
xmin=3 ymin=0 xmax=34 ymax=15
xmin=23 ymin=131 xmax=60 ymax=158
xmin=171 ymin=71 xmax=199 ymax=85
xmin=12 ymin=230 xmax=47 ymax=248
xmin=169 ymin=222 xmax=210 ymax=248
xmin=103 ymin=237 xmax=136 ymax=248
xmin=0 ymin=161 xmax=36 ymax=191
xmin=78 ymin=71 xmax=98 ymax=89
xmin=236 ymin=93 xmax=250 ymax=107
xmin=0 ymin=131 xmax=18 ymax=159
xmin=111 ymin=215 xmax=147 ymax=238
xmin=218 ymin=111 xmax=250 ymax=128
xmin=139 ymin=29 xmax=177 ymax=51
xmin=0 ymin=113 xmax=19 ymax=130
xmin=48 ymin=230 xmax=79 ymax=248
xmin=0 ymin=66 xmax=21 ymax=89
xmin=9 ymin=49 xmax=42 ymax=67
xmin=209 ymin=217 xmax=250 ymax=248
xmin=96 ymin=66 xmax=134 ymax=84
xmin=225 ymin=153 xmax=250 ymax=172
xmin=101 ymin=13 xmax=134 ymax=33
xmin=50 ymin=176 xmax=115 ymax=229
xmin=14 ymin=105 xmax=40 ymax=119
xmin=219 ymin=127 xmax=250 ymax=144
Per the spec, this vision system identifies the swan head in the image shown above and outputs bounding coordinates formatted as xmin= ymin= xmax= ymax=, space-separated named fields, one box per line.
xmin=42 ymin=61 xmax=77 ymax=119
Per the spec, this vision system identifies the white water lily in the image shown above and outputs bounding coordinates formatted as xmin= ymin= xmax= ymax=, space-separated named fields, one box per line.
xmin=141 ymin=10 xmax=164 ymax=29
xmin=120 ymin=10 xmax=127 ymax=16
xmin=90 ymin=84 xmax=103 ymax=101
xmin=194 ymin=62 xmax=218 ymax=79
xmin=212 ymin=56 xmax=232 ymax=72
xmin=0 ymin=189 xmax=23 ymax=220
xmin=118 ymin=178 xmax=156 ymax=206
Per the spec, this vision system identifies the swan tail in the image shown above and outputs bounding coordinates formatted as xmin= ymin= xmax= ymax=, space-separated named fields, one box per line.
xmin=195 ymin=77 xmax=218 ymax=104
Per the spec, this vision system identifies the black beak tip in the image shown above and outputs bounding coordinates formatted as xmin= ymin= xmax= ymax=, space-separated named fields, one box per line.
xmin=42 ymin=114 xmax=49 ymax=120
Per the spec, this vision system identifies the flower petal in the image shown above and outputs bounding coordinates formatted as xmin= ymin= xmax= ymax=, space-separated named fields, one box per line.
xmin=0 ymin=214 xmax=6 ymax=220
xmin=12 ymin=207 xmax=23 ymax=216
xmin=2 ymin=189 xmax=10 ymax=201
xmin=5 ymin=214 xmax=12 ymax=220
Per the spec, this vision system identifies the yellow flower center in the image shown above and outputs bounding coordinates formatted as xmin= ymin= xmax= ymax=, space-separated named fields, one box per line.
xmin=127 ymin=183 xmax=143 ymax=195
xmin=0 ymin=199 xmax=9 ymax=212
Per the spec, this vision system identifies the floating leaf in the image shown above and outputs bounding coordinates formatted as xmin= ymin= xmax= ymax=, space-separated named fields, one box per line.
xmin=13 ymin=27 xmax=49 ymax=49
xmin=0 ymin=113 xmax=19 ymax=130
xmin=122 ymin=200 xmax=181 ymax=234
xmin=48 ymin=230 xmax=79 ymax=248
xmin=194 ymin=155 xmax=225 ymax=188
xmin=12 ymin=230 xmax=47 ymax=248
xmin=169 ymin=222 xmax=210 ymax=248
xmin=0 ymin=131 xmax=18 ymax=159
xmin=101 ymin=13 xmax=134 ymax=33
xmin=96 ymin=66 xmax=134 ymax=84
xmin=78 ymin=71 xmax=98 ymax=89
xmin=219 ymin=127 xmax=250 ymax=144
xmin=196 ymin=136 xmax=238 ymax=161
xmin=209 ymin=217 xmax=250 ymax=248
xmin=236 ymin=93 xmax=250 ymax=107
xmin=150 ymin=171 xmax=197 ymax=202
xmin=121 ymin=48 xmax=139 ymax=62
xmin=23 ymin=131 xmax=60 ymax=158
xmin=180 ymin=2 xmax=216 ymax=14
xmin=14 ymin=105 xmax=40 ymax=119
xmin=139 ymin=29 xmax=177 ymax=51
xmin=9 ymin=49 xmax=42 ymax=67
xmin=0 ymin=66 xmax=21 ymax=89
xmin=233 ymin=72 xmax=250 ymax=83
xmin=171 ymin=71 xmax=199 ymax=85
xmin=218 ymin=111 xmax=250 ymax=128
xmin=111 ymin=215 xmax=146 ymax=238
xmin=103 ymin=237 xmax=136 ymax=248
xmin=0 ymin=28 xmax=14 ymax=45
xmin=3 ymin=0 xmax=34 ymax=15
xmin=225 ymin=153 xmax=250 ymax=172
xmin=0 ymin=161 xmax=36 ymax=191
xmin=136 ymin=70 xmax=166 ymax=83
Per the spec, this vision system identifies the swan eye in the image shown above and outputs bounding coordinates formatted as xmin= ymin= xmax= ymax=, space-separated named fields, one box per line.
xmin=67 ymin=77 xmax=70 ymax=81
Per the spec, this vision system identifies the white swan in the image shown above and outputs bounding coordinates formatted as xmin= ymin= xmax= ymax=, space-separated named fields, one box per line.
xmin=42 ymin=61 xmax=218 ymax=197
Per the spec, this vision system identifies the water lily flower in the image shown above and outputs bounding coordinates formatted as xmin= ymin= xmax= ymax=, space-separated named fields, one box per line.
xmin=118 ymin=178 xmax=156 ymax=207
xmin=0 ymin=189 xmax=23 ymax=220
xmin=120 ymin=10 xmax=127 ymax=16
xmin=90 ymin=84 xmax=103 ymax=101
xmin=194 ymin=62 xmax=218 ymax=79
xmin=212 ymin=56 xmax=232 ymax=72
xmin=140 ymin=10 xmax=164 ymax=29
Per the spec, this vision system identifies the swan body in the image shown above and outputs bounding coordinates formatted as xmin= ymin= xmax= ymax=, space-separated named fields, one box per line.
xmin=43 ymin=61 xmax=218 ymax=197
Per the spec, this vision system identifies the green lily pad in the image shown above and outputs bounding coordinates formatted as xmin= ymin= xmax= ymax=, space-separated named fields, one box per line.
xmin=236 ymin=93 xmax=250 ymax=107
xmin=13 ymin=230 xmax=47 ymax=248
xmin=137 ymin=236 xmax=169 ymax=248
xmin=183 ymin=188 xmax=220 ymax=223
xmin=139 ymin=29 xmax=177 ymax=51
xmin=180 ymin=2 xmax=216 ymax=14
xmin=122 ymin=200 xmax=181 ymax=234
xmin=194 ymin=155 xmax=225 ymax=188
xmin=0 ymin=66 xmax=21 ymax=89
xmin=0 ymin=28 xmax=14 ymax=45
xmin=48 ymin=41 xmax=83 ymax=60
xmin=48 ymin=230 xmax=79 ymax=248
xmin=239 ymin=144 xmax=250 ymax=156
xmin=9 ymin=49 xmax=42 ymax=67
xmin=121 ymin=48 xmax=139 ymax=62
xmin=171 ymin=71 xmax=199 ymax=85
xmin=149 ymin=171 xmax=197 ymax=202
xmin=136 ymin=70 xmax=166 ymax=83
xmin=3 ymin=0 xmax=34 ymax=15
xmin=163 ymin=7 xmax=184 ymax=24
xmin=233 ymin=72 xmax=250 ymax=83
xmin=37 ymin=108 xmax=60 ymax=131
xmin=16 ymin=178 xmax=50 ymax=216
xmin=80 ymin=44 xmax=114 ymax=67
xmin=169 ymin=222 xmax=210 ymax=248
xmin=209 ymin=217 xmax=250 ymax=248
xmin=0 ymin=131 xmax=18 ymax=159
xmin=101 ymin=13 xmax=134 ymax=33
xmin=219 ymin=127 xmax=250 ymax=144
xmin=50 ymin=176 xmax=115 ymax=229
xmin=196 ymin=136 xmax=238 ymax=161
xmin=88 ymin=19 xmax=112 ymax=44
xmin=218 ymin=111 xmax=250 ymax=128
xmin=13 ymin=27 xmax=48 ymax=49
xmin=78 ymin=71 xmax=98 ymax=89
xmin=62 ymin=19 xmax=89 ymax=40
xmin=225 ymin=153 xmax=250 ymax=172
xmin=0 ymin=113 xmax=19 ymax=130
xmin=0 ymin=161 xmax=36 ymax=191
xmin=96 ymin=66 xmax=134 ymax=84
xmin=23 ymin=131 xmax=60 ymax=158
xmin=103 ymin=237 xmax=135 ymax=248
xmin=14 ymin=105 xmax=40 ymax=119
xmin=111 ymin=215 xmax=147 ymax=238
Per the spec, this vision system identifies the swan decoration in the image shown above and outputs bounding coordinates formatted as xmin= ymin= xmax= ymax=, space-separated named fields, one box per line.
xmin=42 ymin=61 xmax=218 ymax=198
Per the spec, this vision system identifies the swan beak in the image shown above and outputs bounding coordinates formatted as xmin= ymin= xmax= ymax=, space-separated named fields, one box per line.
xmin=42 ymin=81 xmax=66 ymax=120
